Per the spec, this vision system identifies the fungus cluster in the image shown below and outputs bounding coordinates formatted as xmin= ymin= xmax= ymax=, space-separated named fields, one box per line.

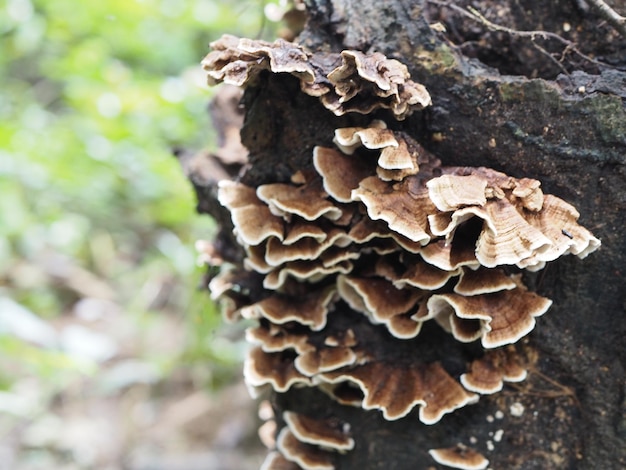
xmin=259 ymin=407 xmax=353 ymax=470
xmin=199 ymin=36 xmax=600 ymax=470
xmin=202 ymin=35 xmax=431 ymax=120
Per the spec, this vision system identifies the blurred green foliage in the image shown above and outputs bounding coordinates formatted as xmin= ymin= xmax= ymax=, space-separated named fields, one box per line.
xmin=0 ymin=0 xmax=280 ymax=393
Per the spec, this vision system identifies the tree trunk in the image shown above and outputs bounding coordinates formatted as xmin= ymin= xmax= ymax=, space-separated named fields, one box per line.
xmin=189 ymin=0 xmax=626 ymax=468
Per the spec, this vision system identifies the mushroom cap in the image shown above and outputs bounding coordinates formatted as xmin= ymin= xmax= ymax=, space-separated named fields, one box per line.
xmin=351 ymin=175 xmax=435 ymax=244
xmin=511 ymin=177 xmax=544 ymax=211
xmin=425 ymin=168 xmax=600 ymax=270
xmin=284 ymin=221 xmax=328 ymax=245
xmin=261 ymin=451 xmax=303 ymax=470
xmin=320 ymin=361 xmax=478 ymax=423
xmin=426 ymin=174 xmax=488 ymax=212
xmin=217 ymin=180 xmax=259 ymax=210
xmin=283 ymin=411 xmax=355 ymax=451
xmin=295 ymin=345 xmax=359 ymax=376
xmin=375 ymin=255 xmax=461 ymax=290
xmin=333 ymin=125 xmax=398 ymax=155
xmin=244 ymin=244 xmax=274 ymax=274
xmin=428 ymin=445 xmax=489 ymax=470
xmin=264 ymin=259 xmax=353 ymax=290
xmin=264 ymin=228 xmax=349 ymax=267
xmin=419 ymin=239 xmax=480 ymax=271
xmin=328 ymin=51 xmax=408 ymax=93
xmin=203 ymin=35 xmax=431 ymax=120
xmin=230 ymin=204 xmax=285 ymax=246
xmin=245 ymin=323 xmax=310 ymax=354
xmin=474 ymin=199 xmax=553 ymax=268
xmin=453 ymin=267 xmax=517 ymax=295
xmin=242 ymin=285 xmax=337 ymax=331
xmin=460 ymin=347 xmax=527 ymax=394
xmin=257 ymin=180 xmax=343 ymax=222
xmin=323 ymin=50 xmax=431 ymax=119
xmin=295 ymin=327 xmax=359 ymax=376
xmin=313 ymin=146 xmax=375 ymax=203
xmin=427 ymin=288 xmax=553 ymax=348
xmin=377 ymin=138 xmax=415 ymax=171
xmin=375 ymin=138 xmax=420 ymax=181
xmin=244 ymin=346 xmax=311 ymax=395
xmin=337 ymin=275 xmax=424 ymax=338
xmin=277 ymin=427 xmax=335 ymax=470
xmin=202 ymin=35 xmax=315 ymax=86
xmin=521 ymin=194 xmax=601 ymax=266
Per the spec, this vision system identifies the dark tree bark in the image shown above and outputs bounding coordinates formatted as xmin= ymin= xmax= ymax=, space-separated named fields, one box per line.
xmin=189 ymin=0 xmax=626 ymax=468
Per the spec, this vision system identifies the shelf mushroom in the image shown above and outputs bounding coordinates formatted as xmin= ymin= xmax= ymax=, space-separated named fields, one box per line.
xmin=202 ymin=35 xmax=431 ymax=120
xmin=428 ymin=445 xmax=489 ymax=470
xmin=199 ymin=37 xmax=602 ymax=468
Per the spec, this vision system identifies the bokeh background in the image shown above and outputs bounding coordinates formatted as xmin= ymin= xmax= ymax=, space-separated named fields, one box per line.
xmin=0 ymin=0 xmax=285 ymax=468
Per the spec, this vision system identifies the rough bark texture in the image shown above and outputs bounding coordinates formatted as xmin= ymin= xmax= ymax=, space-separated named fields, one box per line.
xmin=194 ymin=0 xmax=626 ymax=468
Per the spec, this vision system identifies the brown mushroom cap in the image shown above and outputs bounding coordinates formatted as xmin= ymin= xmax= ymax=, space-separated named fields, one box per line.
xmin=427 ymin=287 xmax=553 ymax=348
xmin=295 ymin=345 xmax=359 ymax=376
xmin=202 ymin=35 xmax=315 ymax=87
xmin=242 ymin=285 xmax=337 ymax=331
xmin=320 ymin=361 xmax=478 ymax=423
xmin=257 ymin=180 xmax=343 ymax=222
xmin=521 ymin=194 xmax=601 ymax=267
xmin=428 ymin=445 xmax=489 ymax=470
xmin=203 ymin=35 xmax=430 ymax=120
xmin=337 ymin=275 xmax=424 ymax=338
xmin=264 ymin=259 xmax=354 ymax=290
xmin=473 ymin=199 xmax=553 ymax=268
xmin=313 ymin=146 xmax=375 ymax=203
xmin=333 ymin=124 xmax=398 ymax=155
xmin=277 ymin=427 xmax=335 ymax=470
xmin=323 ymin=50 xmax=431 ymax=119
xmin=351 ymin=175 xmax=435 ymax=245
xmin=511 ymin=177 xmax=544 ymax=211
xmin=244 ymin=346 xmax=311 ymax=395
xmin=425 ymin=169 xmax=600 ymax=270
xmin=460 ymin=347 xmax=527 ymax=394
xmin=261 ymin=451 xmax=303 ymax=470
xmin=216 ymin=180 xmax=259 ymax=210
xmin=294 ymin=328 xmax=360 ymax=376
xmin=426 ymin=174 xmax=488 ymax=212
xmin=246 ymin=323 xmax=358 ymax=377
xmin=375 ymin=255 xmax=461 ymax=291
xmin=284 ymin=221 xmax=329 ymax=245
xmin=347 ymin=217 xmax=423 ymax=253
xmin=265 ymin=228 xmax=350 ymax=267
xmin=244 ymin=244 xmax=275 ymax=274
xmin=217 ymin=181 xmax=286 ymax=246
xmin=283 ymin=411 xmax=355 ymax=451
xmin=375 ymin=138 xmax=421 ymax=181
xmin=419 ymin=239 xmax=480 ymax=271
xmin=230 ymin=204 xmax=285 ymax=246
xmin=245 ymin=323 xmax=309 ymax=354
xmin=453 ymin=267 xmax=517 ymax=295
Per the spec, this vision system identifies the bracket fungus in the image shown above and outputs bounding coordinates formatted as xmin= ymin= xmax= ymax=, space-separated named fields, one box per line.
xmin=283 ymin=411 xmax=354 ymax=452
xmin=202 ymin=35 xmax=431 ymax=119
xmin=428 ymin=445 xmax=489 ymax=470
xmin=460 ymin=347 xmax=528 ymax=395
xmin=262 ymin=411 xmax=352 ymax=470
xmin=261 ymin=451 xmax=303 ymax=470
xmin=198 ymin=36 xmax=601 ymax=468
xmin=319 ymin=360 xmax=478 ymax=423
xmin=276 ymin=427 xmax=336 ymax=470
